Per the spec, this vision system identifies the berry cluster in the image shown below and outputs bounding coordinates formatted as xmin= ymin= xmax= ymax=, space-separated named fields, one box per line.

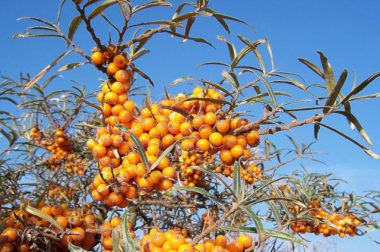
xmin=0 ymin=204 xmax=97 ymax=251
xmin=99 ymin=216 xmax=135 ymax=252
xmin=140 ymin=229 xmax=254 ymax=252
xmin=290 ymin=201 xmax=362 ymax=238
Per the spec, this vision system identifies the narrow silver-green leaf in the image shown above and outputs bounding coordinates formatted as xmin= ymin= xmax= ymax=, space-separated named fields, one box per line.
xmin=118 ymin=125 xmax=150 ymax=169
xmin=333 ymin=111 xmax=373 ymax=145
xmin=317 ymin=122 xmax=379 ymax=159
xmin=341 ymin=72 xmax=380 ymax=104
xmin=112 ymin=228 xmax=120 ymax=252
xmin=298 ymin=58 xmax=324 ymax=78
xmin=121 ymin=211 xmax=136 ymax=252
xmin=174 ymin=186 xmax=227 ymax=210
xmin=318 ymin=51 xmax=335 ymax=94
xmin=241 ymin=206 xmax=264 ymax=235
xmin=68 ymin=16 xmax=83 ymax=41
xmin=221 ymin=70 xmax=239 ymax=89
xmin=68 ymin=242 xmax=89 ymax=252
xmin=58 ymin=62 xmax=86 ymax=72
xmin=170 ymin=76 xmax=195 ymax=86
xmin=233 ymin=163 xmax=242 ymax=200
xmin=217 ymin=36 xmax=236 ymax=62
xmin=238 ymin=35 xmax=266 ymax=75
xmin=264 ymin=230 xmax=306 ymax=246
xmin=88 ymin=0 xmax=118 ymax=20
xmin=133 ymin=1 xmax=172 ymax=13
xmin=324 ymin=69 xmax=347 ymax=113
xmin=23 ymin=205 xmax=64 ymax=232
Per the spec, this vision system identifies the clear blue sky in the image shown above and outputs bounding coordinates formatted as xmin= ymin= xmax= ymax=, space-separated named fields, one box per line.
xmin=0 ymin=1 xmax=379 ymax=251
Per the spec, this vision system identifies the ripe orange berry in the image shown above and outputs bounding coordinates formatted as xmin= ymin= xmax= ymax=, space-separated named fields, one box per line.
xmin=215 ymin=235 xmax=227 ymax=248
xmin=231 ymin=145 xmax=244 ymax=159
xmin=226 ymin=241 xmax=244 ymax=252
xmin=70 ymin=227 xmax=85 ymax=243
xmin=110 ymin=81 xmax=125 ymax=95
xmin=168 ymin=121 xmax=181 ymax=135
xmin=196 ymin=139 xmax=210 ymax=152
xmin=159 ymin=178 xmax=173 ymax=190
xmin=119 ymin=110 xmax=133 ymax=123
xmin=141 ymin=107 xmax=152 ymax=118
xmin=192 ymin=115 xmax=204 ymax=129
xmin=162 ymin=134 xmax=175 ymax=149
xmin=93 ymin=144 xmax=107 ymax=158
xmin=199 ymin=125 xmax=212 ymax=139
xmin=127 ymin=152 xmax=140 ymax=164
xmin=104 ymin=92 xmax=118 ymax=105
xmin=113 ymin=54 xmax=128 ymax=68
xmin=237 ymin=234 xmax=253 ymax=249
xmin=180 ymin=122 xmax=193 ymax=136
xmin=1 ymin=227 xmax=17 ymax=242
xmin=56 ymin=216 xmax=69 ymax=229
xmin=204 ymin=112 xmax=217 ymax=126
xmin=86 ymin=139 xmax=96 ymax=149
xmin=107 ymin=62 xmax=119 ymax=76
xmin=178 ymin=244 xmax=194 ymax=252
xmin=114 ymin=70 xmax=130 ymax=83
xmin=168 ymin=233 xmax=186 ymax=250
xmin=91 ymin=51 xmax=104 ymax=65
xmin=209 ymin=132 xmax=223 ymax=147
xmin=216 ymin=120 xmax=230 ymax=134
xmin=123 ymin=100 xmax=135 ymax=112
xmin=220 ymin=149 xmax=234 ymax=165
xmin=162 ymin=166 xmax=176 ymax=179
xmin=102 ymin=236 xmax=113 ymax=250
xmin=181 ymin=139 xmax=195 ymax=151
xmin=247 ymin=131 xmax=260 ymax=147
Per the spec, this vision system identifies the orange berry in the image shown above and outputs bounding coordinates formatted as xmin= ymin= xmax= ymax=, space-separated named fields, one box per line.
xmin=168 ymin=121 xmax=181 ymax=135
xmin=180 ymin=122 xmax=193 ymax=136
xmin=114 ymin=70 xmax=130 ymax=83
xmin=102 ymin=236 xmax=113 ymax=250
xmin=220 ymin=149 xmax=234 ymax=165
xmin=159 ymin=178 xmax=173 ymax=190
xmin=231 ymin=145 xmax=244 ymax=159
xmin=196 ymin=139 xmax=210 ymax=152
xmin=222 ymin=135 xmax=237 ymax=149
xmin=247 ymin=131 xmax=260 ymax=147
xmin=141 ymin=107 xmax=152 ymax=118
xmin=107 ymin=62 xmax=119 ymax=76
xmin=99 ymin=134 xmax=112 ymax=147
xmin=236 ymin=136 xmax=247 ymax=148
xmin=204 ymin=112 xmax=217 ymax=126
xmin=162 ymin=166 xmax=176 ymax=179
xmin=142 ymin=117 xmax=156 ymax=132
xmin=192 ymin=115 xmax=204 ymax=129
xmin=91 ymin=51 xmax=104 ymax=65
xmin=1 ymin=227 xmax=17 ymax=242
xmin=216 ymin=120 xmax=230 ymax=134
xmin=113 ymin=54 xmax=128 ymax=68
xmin=110 ymin=82 xmax=125 ymax=95
xmin=237 ymin=234 xmax=253 ymax=249
xmin=56 ymin=216 xmax=69 ymax=229
xmin=209 ymin=132 xmax=223 ymax=147
xmin=86 ymin=139 xmax=96 ymax=149
xmin=124 ymin=100 xmax=135 ymax=112
xmin=93 ymin=144 xmax=107 ymax=158
xmin=70 ymin=227 xmax=85 ymax=243
xmin=119 ymin=110 xmax=133 ymax=123
xmin=162 ymin=134 xmax=175 ymax=149
xmin=178 ymin=244 xmax=194 ymax=252
xmin=181 ymin=139 xmax=195 ymax=151
xmin=104 ymin=92 xmax=118 ymax=105
xmin=168 ymin=233 xmax=186 ymax=250
xmin=199 ymin=125 xmax=212 ymax=139
xmin=215 ymin=235 xmax=227 ymax=248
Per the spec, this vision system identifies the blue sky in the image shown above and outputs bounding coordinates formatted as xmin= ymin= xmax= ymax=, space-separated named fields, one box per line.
xmin=0 ymin=1 xmax=379 ymax=251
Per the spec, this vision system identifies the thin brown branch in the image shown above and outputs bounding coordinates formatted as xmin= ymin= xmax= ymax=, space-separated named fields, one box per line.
xmin=120 ymin=25 xmax=170 ymax=50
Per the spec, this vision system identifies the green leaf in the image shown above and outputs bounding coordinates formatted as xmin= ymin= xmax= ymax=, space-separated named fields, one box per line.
xmin=118 ymin=125 xmax=150 ymax=169
xmin=316 ymin=122 xmax=379 ymax=159
xmin=241 ymin=206 xmax=264 ymax=235
xmin=238 ymin=35 xmax=266 ymax=75
xmin=333 ymin=111 xmax=373 ymax=145
xmin=88 ymin=0 xmax=119 ymax=20
xmin=68 ymin=16 xmax=83 ymax=41
xmin=231 ymin=40 xmax=265 ymax=70
xmin=121 ymin=211 xmax=136 ymax=252
xmin=264 ymin=230 xmax=306 ymax=245
xmin=149 ymin=137 xmax=188 ymax=172
xmin=112 ymin=228 xmax=120 ymax=252
xmin=214 ymin=16 xmax=230 ymax=33
xmin=298 ymin=58 xmax=324 ymax=78
xmin=221 ymin=70 xmax=239 ymax=89
xmin=324 ymin=69 xmax=347 ymax=113
xmin=170 ymin=76 xmax=195 ymax=86
xmin=68 ymin=242 xmax=89 ymax=252
xmin=132 ymin=67 xmax=154 ymax=87
xmin=22 ymin=205 xmax=64 ymax=232
xmin=172 ymin=12 xmax=197 ymax=22
xmin=286 ymin=135 xmax=300 ymax=154
xmin=17 ymin=17 xmax=56 ymax=27
xmin=341 ymin=72 xmax=380 ymax=104
xmin=130 ymin=49 xmax=150 ymax=61
xmin=58 ymin=62 xmax=86 ymax=72
xmin=0 ymin=129 xmax=17 ymax=147
xmin=133 ymin=1 xmax=172 ymax=13
xmin=188 ymin=166 xmax=237 ymax=199
xmin=217 ymin=36 xmax=236 ymax=62
xmin=12 ymin=33 xmax=62 ymax=39
xmin=318 ymin=51 xmax=335 ymax=94
xmin=174 ymin=186 xmax=227 ymax=210
xmin=233 ymin=163 xmax=242 ymax=200
xmin=185 ymin=17 xmax=196 ymax=38
xmin=183 ymin=97 xmax=231 ymax=106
